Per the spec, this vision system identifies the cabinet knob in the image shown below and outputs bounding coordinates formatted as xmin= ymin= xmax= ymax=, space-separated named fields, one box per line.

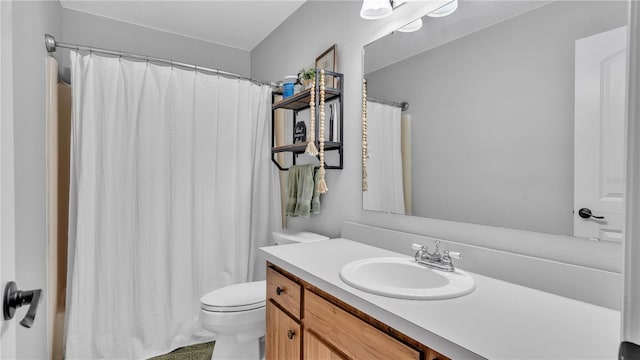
xmin=287 ymin=329 xmax=295 ymax=340
xmin=276 ymin=286 xmax=284 ymax=296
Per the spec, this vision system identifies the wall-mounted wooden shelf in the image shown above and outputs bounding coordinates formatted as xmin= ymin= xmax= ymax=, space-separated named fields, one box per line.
xmin=273 ymin=88 xmax=341 ymax=111
xmin=271 ymin=141 xmax=341 ymax=154
xmin=271 ymin=69 xmax=344 ymax=171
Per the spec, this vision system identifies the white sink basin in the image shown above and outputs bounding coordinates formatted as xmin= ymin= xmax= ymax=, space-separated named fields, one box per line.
xmin=339 ymin=257 xmax=475 ymax=300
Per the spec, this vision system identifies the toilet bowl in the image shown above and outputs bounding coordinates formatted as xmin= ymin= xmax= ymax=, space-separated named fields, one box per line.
xmin=200 ymin=231 xmax=329 ymax=360
xmin=200 ymin=281 xmax=266 ymax=360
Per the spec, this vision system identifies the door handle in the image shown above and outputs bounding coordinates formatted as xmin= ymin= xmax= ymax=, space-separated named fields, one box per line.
xmin=3 ymin=281 xmax=42 ymax=328
xmin=578 ymin=208 xmax=605 ymax=220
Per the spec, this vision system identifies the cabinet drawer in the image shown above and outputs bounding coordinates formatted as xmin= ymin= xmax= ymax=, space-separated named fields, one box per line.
xmin=266 ymin=301 xmax=301 ymax=360
xmin=304 ymin=290 xmax=420 ymax=360
xmin=267 ymin=266 xmax=301 ymax=319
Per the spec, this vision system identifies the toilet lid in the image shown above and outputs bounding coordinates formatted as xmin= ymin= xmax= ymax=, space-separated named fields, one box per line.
xmin=201 ymin=280 xmax=266 ymax=312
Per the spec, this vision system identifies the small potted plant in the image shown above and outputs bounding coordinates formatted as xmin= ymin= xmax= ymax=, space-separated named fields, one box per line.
xmin=298 ymin=68 xmax=316 ymax=89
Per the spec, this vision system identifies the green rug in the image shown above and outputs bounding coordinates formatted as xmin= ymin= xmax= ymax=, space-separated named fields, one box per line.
xmin=149 ymin=341 xmax=215 ymax=360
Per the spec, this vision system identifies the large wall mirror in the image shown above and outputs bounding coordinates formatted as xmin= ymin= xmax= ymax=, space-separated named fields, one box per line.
xmin=362 ymin=0 xmax=629 ymax=240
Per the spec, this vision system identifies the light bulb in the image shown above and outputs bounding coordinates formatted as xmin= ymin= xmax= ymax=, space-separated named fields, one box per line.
xmin=360 ymin=0 xmax=393 ymax=20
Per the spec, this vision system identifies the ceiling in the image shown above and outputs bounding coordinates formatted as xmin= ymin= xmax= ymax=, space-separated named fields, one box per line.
xmin=59 ymin=0 xmax=307 ymax=51
xmin=365 ymin=0 xmax=553 ymax=74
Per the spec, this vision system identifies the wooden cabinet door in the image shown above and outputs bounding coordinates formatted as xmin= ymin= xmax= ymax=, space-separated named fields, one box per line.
xmin=266 ymin=301 xmax=301 ymax=360
xmin=304 ymin=331 xmax=346 ymax=360
xmin=304 ymin=290 xmax=420 ymax=360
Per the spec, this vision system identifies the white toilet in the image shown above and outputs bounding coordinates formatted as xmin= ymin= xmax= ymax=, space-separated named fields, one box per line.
xmin=200 ymin=231 xmax=329 ymax=360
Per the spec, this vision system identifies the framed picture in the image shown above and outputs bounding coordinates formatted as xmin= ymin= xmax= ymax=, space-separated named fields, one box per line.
xmin=315 ymin=44 xmax=337 ymax=88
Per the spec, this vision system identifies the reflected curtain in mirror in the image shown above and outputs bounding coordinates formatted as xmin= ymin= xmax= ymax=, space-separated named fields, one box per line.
xmin=362 ymin=101 xmax=410 ymax=214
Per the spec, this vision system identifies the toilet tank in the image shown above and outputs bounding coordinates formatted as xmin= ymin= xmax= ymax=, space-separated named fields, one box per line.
xmin=272 ymin=231 xmax=329 ymax=245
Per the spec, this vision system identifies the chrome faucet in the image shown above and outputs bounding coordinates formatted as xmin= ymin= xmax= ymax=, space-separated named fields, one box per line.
xmin=411 ymin=241 xmax=462 ymax=272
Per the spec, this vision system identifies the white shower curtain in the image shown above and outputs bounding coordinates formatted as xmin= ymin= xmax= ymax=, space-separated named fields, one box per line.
xmin=65 ymin=52 xmax=280 ymax=359
xmin=363 ymin=101 xmax=405 ymax=214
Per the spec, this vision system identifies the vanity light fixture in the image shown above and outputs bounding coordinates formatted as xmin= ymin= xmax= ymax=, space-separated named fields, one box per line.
xmin=397 ymin=18 xmax=423 ymax=32
xmin=360 ymin=0 xmax=393 ymax=20
xmin=427 ymin=0 xmax=458 ymax=18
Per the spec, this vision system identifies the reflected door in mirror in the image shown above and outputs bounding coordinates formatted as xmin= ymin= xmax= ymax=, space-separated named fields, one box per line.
xmin=574 ymin=26 xmax=627 ymax=242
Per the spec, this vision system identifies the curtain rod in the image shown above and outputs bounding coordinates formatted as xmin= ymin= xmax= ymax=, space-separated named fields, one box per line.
xmin=367 ymin=97 xmax=409 ymax=111
xmin=44 ymin=34 xmax=276 ymax=88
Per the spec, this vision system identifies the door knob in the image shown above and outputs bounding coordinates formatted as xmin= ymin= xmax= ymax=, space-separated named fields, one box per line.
xmin=578 ymin=208 xmax=605 ymax=220
xmin=3 ymin=281 xmax=42 ymax=328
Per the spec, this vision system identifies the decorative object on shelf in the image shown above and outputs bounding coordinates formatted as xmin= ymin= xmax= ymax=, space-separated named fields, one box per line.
xmin=299 ymin=68 xmax=316 ymax=90
xmin=305 ymin=73 xmax=319 ymax=156
xmin=293 ymin=121 xmax=307 ymax=143
xmin=317 ymin=69 xmax=329 ymax=194
xmin=316 ymin=44 xmax=337 ymax=88
xmin=329 ymin=104 xmax=335 ymax=142
xmin=283 ymin=75 xmax=297 ymax=98
xmin=362 ymin=79 xmax=368 ymax=192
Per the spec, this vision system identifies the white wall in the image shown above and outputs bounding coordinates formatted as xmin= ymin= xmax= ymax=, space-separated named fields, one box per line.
xmin=365 ymin=1 xmax=627 ymax=235
xmin=251 ymin=1 xmax=622 ymax=301
xmin=58 ymin=7 xmax=251 ymax=81
xmin=253 ymin=1 xmax=444 ymax=239
xmin=11 ymin=2 xmax=62 ymax=358
xmin=1 ymin=1 xmax=17 ymax=358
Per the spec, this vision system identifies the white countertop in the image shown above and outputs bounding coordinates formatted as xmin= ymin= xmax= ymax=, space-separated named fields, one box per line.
xmin=260 ymin=238 xmax=621 ymax=360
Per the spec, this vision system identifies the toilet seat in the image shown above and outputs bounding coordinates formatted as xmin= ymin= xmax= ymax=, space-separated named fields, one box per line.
xmin=200 ymin=280 xmax=266 ymax=313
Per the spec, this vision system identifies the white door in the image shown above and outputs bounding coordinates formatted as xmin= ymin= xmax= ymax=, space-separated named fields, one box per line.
xmin=574 ymin=26 xmax=627 ymax=242
xmin=1 ymin=0 xmax=17 ymax=357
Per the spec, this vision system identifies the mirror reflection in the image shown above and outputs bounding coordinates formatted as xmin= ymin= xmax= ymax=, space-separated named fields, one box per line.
xmin=363 ymin=1 xmax=628 ymax=239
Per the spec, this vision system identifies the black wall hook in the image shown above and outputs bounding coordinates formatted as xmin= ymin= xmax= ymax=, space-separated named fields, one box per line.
xmin=3 ymin=281 xmax=42 ymax=328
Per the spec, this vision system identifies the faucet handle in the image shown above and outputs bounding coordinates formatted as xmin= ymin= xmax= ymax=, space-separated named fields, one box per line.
xmin=411 ymin=243 xmax=425 ymax=250
xmin=444 ymin=251 xmax=462 ymax=260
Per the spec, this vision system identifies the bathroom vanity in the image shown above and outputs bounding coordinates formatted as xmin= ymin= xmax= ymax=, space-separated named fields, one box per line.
xmin=261 ymin=238 xmax=620 ymax=359
xmin=266 ymin=263 xmax=448 ymax=360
